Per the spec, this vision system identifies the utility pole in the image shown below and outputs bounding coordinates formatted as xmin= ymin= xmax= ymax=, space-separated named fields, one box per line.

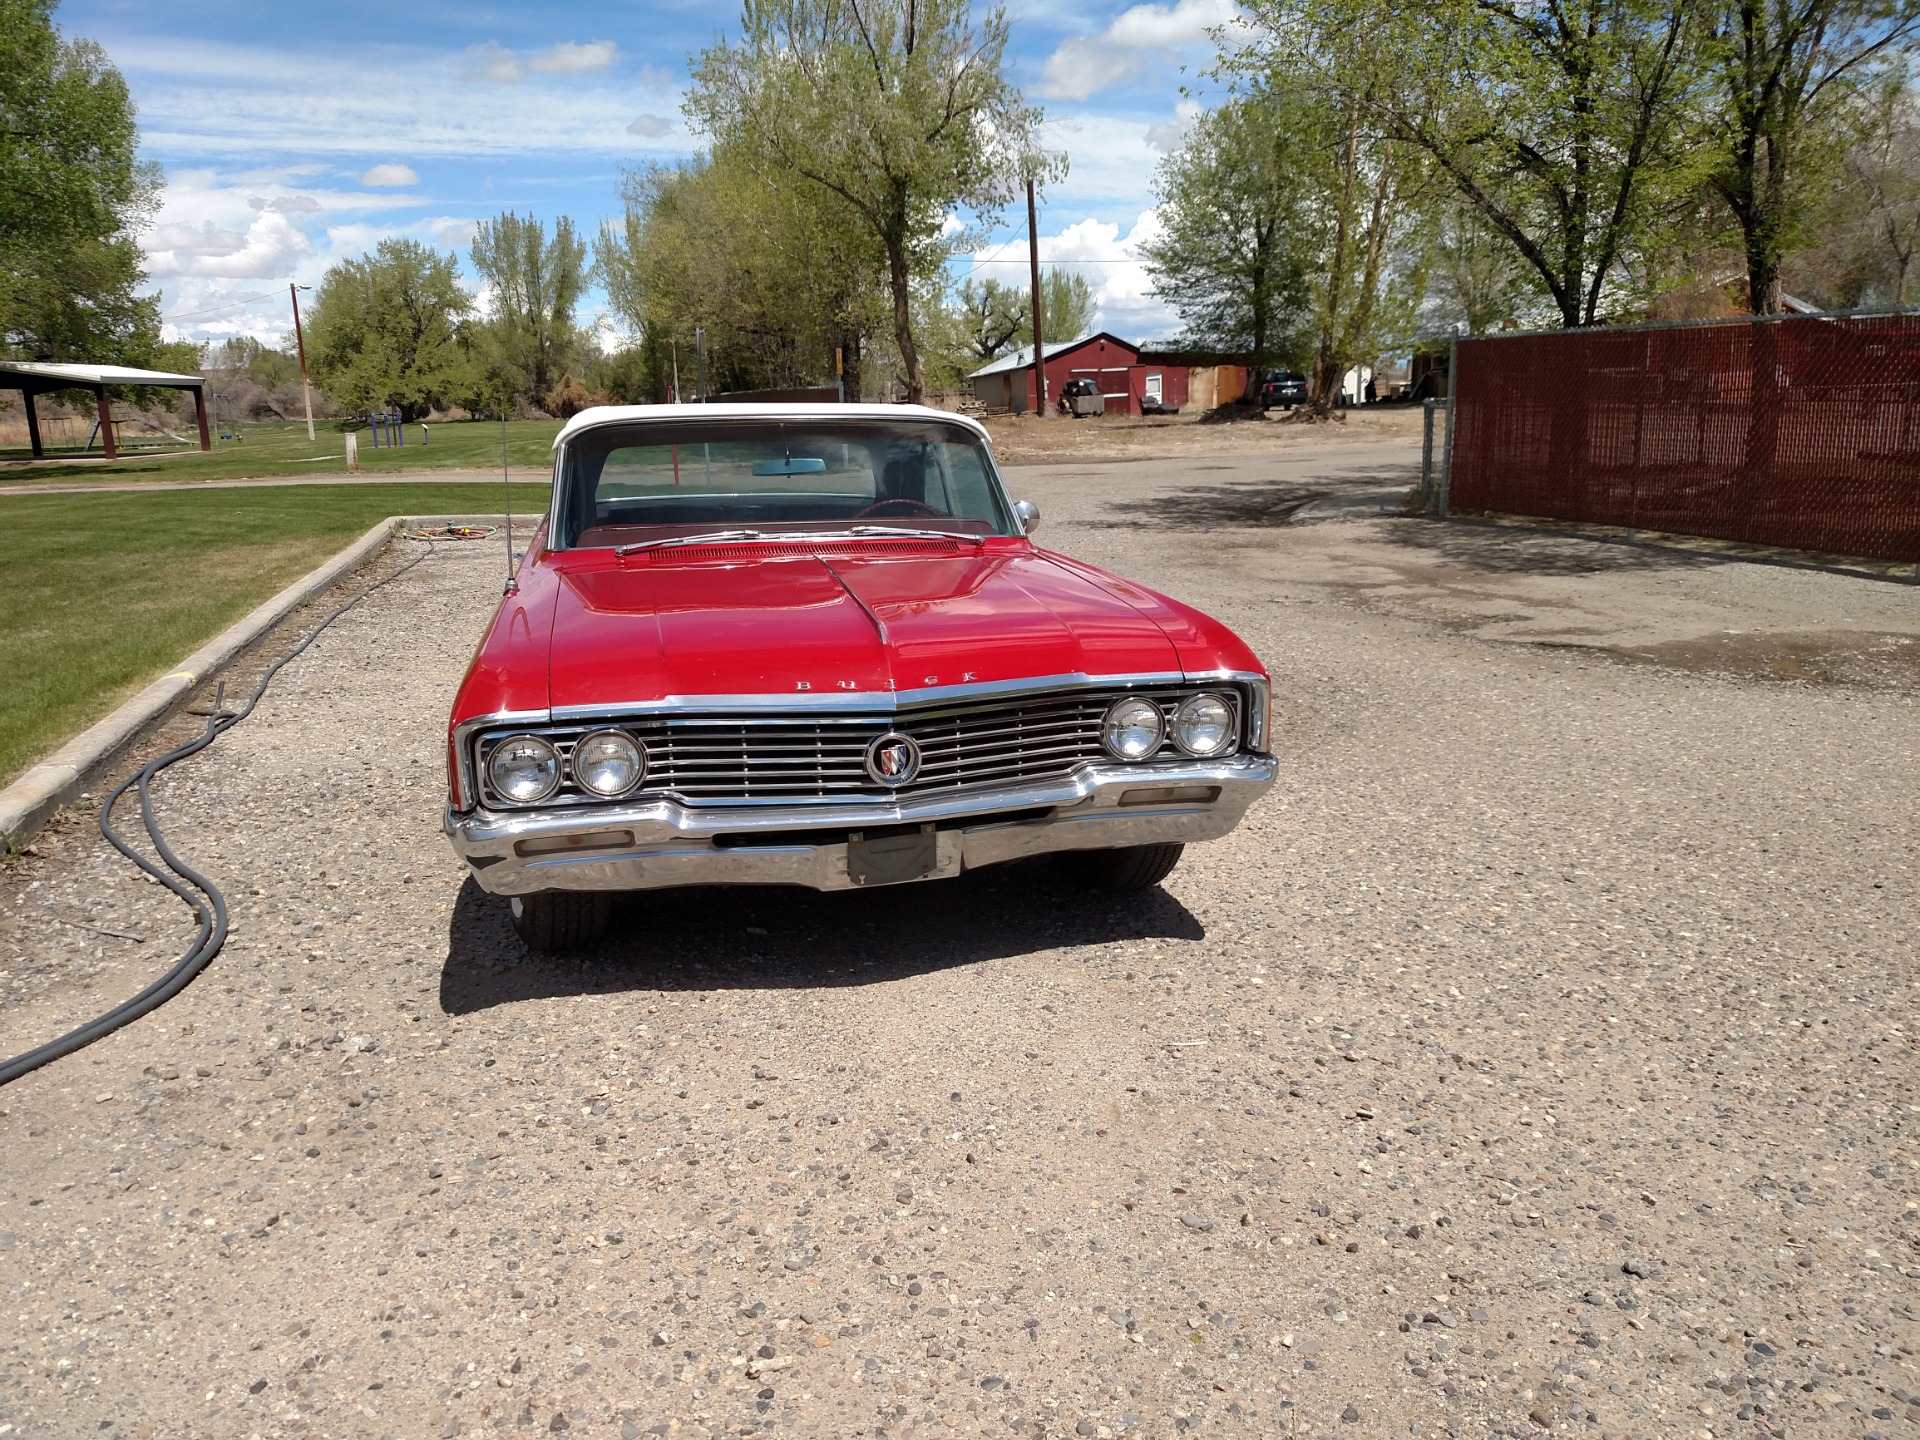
xmin=289 ymin=283 xmax=315 ymax=442
xmin=1027 ymin=178 xmax=1049 ymax=420
xmin=670 ymin=338 xmax=681 ymax=403
xmin=695 ymin=326 xmax=707 ymax=402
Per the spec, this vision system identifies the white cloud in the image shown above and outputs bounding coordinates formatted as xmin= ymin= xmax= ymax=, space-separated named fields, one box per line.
xmin=1145 ymin=99 xmax=1204 ymax=154
xmin=1033 ymin=111 xmax=1177 ymax=211
xmin=461 ymin=39 xmax=618 ymax=83
xmin=226 ymin=162 xmax=329 ymax=184
xmin=1038 ymin=0 xmax=1243 ymax=100
xmin=359 ymin=162 xmax=419 ymax=187
xmin=460 ymin=41 xmax=523 ymax=84
xmin=1040 ymin=39 xmax=1144 ymax=101
xmin=112 ymin=37 xmax=687 ymax=159
xmin=148 ymin=210 xmax=311 ymax=281
xmin=959 ymin=211 xmax=1177 ymax=341
xmin=531 ymin=40 xmax=618 ymax=74
xmin=1107 ymin=0 xmax=1238 ymax=47
xmin=143 ymin=167 xmax=479 ymax=344
xmin=626 ymin=114 xmax=670 ymax=138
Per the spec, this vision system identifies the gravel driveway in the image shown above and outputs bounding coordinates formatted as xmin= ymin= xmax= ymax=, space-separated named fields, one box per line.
xmin=1 ymin=440 xmax=1915 ymax=1440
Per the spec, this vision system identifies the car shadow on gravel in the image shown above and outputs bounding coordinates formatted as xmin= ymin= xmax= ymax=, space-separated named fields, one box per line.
xmin=1382 ymin=517 xmax=1729 ymax=576
xmin=1091 ymin=464 xmax=1420 ymax=529
xmin=438 ymin=861 xmax=1204 ymax=1013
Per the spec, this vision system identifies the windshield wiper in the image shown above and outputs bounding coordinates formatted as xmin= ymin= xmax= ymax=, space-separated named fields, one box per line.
xmin=616 ymin=526 xmax=987 ymax=556
xmin=615 ymin=529 xmax=766 ymax=556
xmin=845 ymin=526 xmax=987 ymax=544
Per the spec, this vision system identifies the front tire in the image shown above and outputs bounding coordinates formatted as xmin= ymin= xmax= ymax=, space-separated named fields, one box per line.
xmin=1055 ymin=843 xmax=1184 ymax=894
xmin=509 ymin=891 xmax=612 ymax=953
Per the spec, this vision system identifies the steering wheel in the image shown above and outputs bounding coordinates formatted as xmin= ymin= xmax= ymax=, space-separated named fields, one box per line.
xmin=854 ymin=498 xmax=942 ymax=519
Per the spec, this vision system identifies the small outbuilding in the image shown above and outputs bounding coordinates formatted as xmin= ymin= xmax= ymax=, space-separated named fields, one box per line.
xmin=0 ymin=360 xmax=210 ymax=460
xmin=968 ymin=334 xmax=1249 ymax=417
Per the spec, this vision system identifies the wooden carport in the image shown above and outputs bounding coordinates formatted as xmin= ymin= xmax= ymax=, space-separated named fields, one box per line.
xmin=0 ymin=360 xmax=209 ymax=460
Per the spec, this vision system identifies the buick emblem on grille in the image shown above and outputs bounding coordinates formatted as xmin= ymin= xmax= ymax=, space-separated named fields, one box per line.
xmin=864 ymin=732 xmax=922 ymax=787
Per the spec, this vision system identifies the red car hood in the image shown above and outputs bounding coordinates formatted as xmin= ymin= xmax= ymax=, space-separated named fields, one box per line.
xmin=545 ymin=545 xmax=1183 ymax=709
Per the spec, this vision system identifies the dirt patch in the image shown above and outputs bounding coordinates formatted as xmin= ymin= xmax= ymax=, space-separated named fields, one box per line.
xmin=1606 ymin=628 xmax=1920 ymax=689
xmin=980 ymin=404 xmax=1422 ymax=464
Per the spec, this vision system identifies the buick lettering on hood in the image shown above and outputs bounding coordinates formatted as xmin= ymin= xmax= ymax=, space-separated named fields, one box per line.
xmin=443 ymin=404 xmax=1276 ymax=952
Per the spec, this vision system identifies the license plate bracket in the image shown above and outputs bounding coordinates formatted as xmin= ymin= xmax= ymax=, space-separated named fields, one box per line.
xmin=847 ymin=825 xmax=938 ymax=887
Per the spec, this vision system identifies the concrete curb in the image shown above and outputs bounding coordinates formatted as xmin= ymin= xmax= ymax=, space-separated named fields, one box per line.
xmin=0 ymin=512 xmax=534 ymax=850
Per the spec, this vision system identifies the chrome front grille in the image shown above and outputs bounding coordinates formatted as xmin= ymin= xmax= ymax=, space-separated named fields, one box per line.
xmin=905 ymin=693 xmax=1111 ymax=792
xmin=474 ymin=687 xmax=1243 ymax=809
xmin=640 ymin=719 xmax=878 ymax=798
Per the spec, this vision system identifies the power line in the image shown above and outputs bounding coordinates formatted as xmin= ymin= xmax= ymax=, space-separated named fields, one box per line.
xmin=165 ymin=291 xmax=286 ymax=323
xmin=960 ymin=258 xmax=1144 ymax=265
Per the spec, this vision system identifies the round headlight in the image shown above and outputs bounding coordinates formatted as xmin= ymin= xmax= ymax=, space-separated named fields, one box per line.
xmin=487 ymin=734 xmax=560 ymax=804
xmin=573 ymin=729 xmax=646 ymax=797
xmin=1173 ymin=692 xmax=1235 ymax=756
xmin=1102 ymin=697 xmax=1164 ymax=761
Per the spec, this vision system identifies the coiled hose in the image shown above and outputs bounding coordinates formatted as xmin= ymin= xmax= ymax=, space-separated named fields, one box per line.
xmin=0 ymin=539 xmax=437 ymax=1088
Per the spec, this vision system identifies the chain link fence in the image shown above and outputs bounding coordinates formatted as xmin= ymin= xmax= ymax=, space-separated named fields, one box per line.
xmin=1446 ymin=311 xmax=1920 ymax=564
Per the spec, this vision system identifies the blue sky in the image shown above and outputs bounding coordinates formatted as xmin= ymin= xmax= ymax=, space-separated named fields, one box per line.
xmin=58 ymin=0 xmax=1240 ymax=350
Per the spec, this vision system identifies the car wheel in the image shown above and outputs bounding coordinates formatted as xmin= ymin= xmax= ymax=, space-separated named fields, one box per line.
xmin=508 ymin=891 xmax=612 ymax=953
xmin=1055 ymin=843 xmax=1184 ymax=894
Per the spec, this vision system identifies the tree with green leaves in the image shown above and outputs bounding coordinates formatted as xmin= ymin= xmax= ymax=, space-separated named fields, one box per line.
xmin=304 ymin=240 xmax=476 ymax=420
xmin=1238 ymin=0 xmax=1705 ymax=328
xmin=947 ymin=267 xmax=1094 ymax=369
xmin=686 ymin=0 xmax=1054 ymax=402
xmin=1140 ymin=92 xmax=1309 ymax=401
xmin=954 ymin=275 xmax=1026 ymax=363
xmin=199 ymin=334 xmax=304 ymax=421
xmin=204 ymin=335 xmax=298 ymax=388
xmin=1424 ymin=197 xmax=1539 ymax=334
xmin=0 ymin=0 xmax=162 ymax=362
xmin=1285 ymin=71 xmax=1435 ymax=415
xmin=1026 ymin=268 xmax=1096 ymax=345
xmin=596 ymin=149 xmax=890 ymax=399
xmin=1829 ymin=76 xmax=1920 ymax=304
xmin=1704 ymin=0 xmax=1920 ymax=313
xmin=469 ymin=211 xmax=588 ymax=408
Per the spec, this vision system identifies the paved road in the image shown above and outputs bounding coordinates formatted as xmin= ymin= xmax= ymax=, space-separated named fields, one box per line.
xmin=1 ymin=445 xmax=1915 ymax=1440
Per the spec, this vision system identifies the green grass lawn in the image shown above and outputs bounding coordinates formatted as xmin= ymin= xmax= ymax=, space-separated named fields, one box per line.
xmin=0 ymin=482 xmax=550 ymax=787
xmin=0 ymin=417 xmax=563 ymax=486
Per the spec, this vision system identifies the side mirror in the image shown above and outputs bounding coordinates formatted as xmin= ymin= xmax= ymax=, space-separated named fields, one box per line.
xmin=1013 ymin=499 xmax=1041 ymax=535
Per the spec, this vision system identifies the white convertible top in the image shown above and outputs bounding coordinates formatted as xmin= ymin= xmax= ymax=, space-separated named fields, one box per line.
xmin=552 ymin=402 xmax=993 ymax=450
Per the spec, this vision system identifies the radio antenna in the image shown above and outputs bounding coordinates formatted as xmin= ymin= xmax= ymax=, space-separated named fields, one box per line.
xmin=501 ymin=407 xmax=516 ymax=595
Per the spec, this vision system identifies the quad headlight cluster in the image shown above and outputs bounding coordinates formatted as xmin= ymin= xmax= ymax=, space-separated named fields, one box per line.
xmin=485 ymin=728 xmax=647 ymax=805
xmin=1101 ymin=692 xmax=1239 ymax=762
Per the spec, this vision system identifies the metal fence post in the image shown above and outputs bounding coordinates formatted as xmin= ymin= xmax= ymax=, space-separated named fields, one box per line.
xmin=1437 ymin=337 xmax=1458 ymax=518
xmin=1421 ymin=399 xmax=1436 ymax=511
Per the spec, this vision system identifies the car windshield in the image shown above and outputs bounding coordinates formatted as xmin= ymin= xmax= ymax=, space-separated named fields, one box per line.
xmin=553 ymin=417 xmax=1016 ymax=549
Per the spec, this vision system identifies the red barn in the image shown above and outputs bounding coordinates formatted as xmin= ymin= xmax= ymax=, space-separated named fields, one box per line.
xmin=968 ymin=333 xmax=1198 ymax=417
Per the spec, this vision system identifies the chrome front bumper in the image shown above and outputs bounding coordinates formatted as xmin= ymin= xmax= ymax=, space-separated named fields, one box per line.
xmin=444 ymin=755 xmax=1276 ymax=896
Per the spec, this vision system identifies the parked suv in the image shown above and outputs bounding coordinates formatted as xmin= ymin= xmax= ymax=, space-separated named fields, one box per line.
xmin=1259 ymin=370 xmax=1309 ymax=411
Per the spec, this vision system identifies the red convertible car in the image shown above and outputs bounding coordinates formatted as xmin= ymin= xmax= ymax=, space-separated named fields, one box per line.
xmin=443 ymin=404 xmax=1275 ymax=951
